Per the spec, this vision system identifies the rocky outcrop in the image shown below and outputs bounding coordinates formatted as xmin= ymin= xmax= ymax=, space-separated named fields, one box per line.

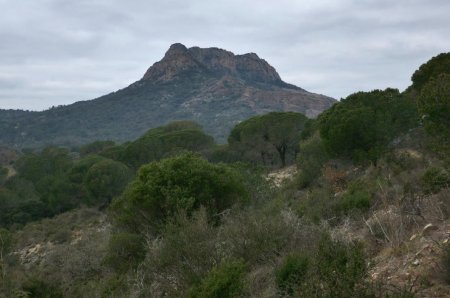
xmin=143 ymin=43 xmax=295 ymax=87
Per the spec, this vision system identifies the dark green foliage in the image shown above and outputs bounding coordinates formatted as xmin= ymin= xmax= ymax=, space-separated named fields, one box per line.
xmin=337 ymin=183 xmax=371 ymax=214
xmin=305 ymin=236 xmax=367 ymax=297
xmin=104 ymin=233 xmax=146 ymax=273
xmin=188 ymin=260 xmax=247 ymax=298
xmin=443 ymin=245 xmax=450 ymax=285
xmin=121 ymin=121 xmax=215 ymax=168
xmin=229 ymin=112 xmax=308 ymax=167
xmin=68 ymin=155 xmax=106 ymax=184
xmin=111 ymin=153 xmax=248 ymax=234
xmin=417 ymin=73 xmax=450 ymax=144
xmin=15 ymin=147 xmax=72 ymax=184
xmin=83 ymin=159 xmax=132 ymax=206
xmin=78 ymin=140 xmax=116 ymax=156
xmin=0 ymin=178 xmax=46 ymax=227
xmin=296 ymin=133 xmax=329 ymax=188
xmin=0 ymin=228 xmax=13 ymax=278
xmin=319 ymin=88 xmax=418 ymax=163
xmin=22 ymin=278 xmax=64 ymax=298
xmin=422 ymin=166 xmax=450 ymax=194
xmin=276 ymin=254 xmax=309 ymax=296
xmin=0 ymin=167 xmax=7 ymax=186
xmin=411 ymin=52 xmax=450 ymax=92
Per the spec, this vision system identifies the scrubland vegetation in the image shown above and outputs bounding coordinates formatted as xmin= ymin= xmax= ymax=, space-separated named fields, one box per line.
xmin=0 ymin=53 xmax=449 ymax=297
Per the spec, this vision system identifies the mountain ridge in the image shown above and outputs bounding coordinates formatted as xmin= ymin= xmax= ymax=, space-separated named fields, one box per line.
xmin=0 ymin=43 xmax=336 ymax=147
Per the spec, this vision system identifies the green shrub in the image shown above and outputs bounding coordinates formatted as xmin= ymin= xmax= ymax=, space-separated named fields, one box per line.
xmin=104 ymin=232 xmax=146 ymax=273
xmin=306 ymin=236 xmax=367 ymax=297
xmin=188 ymin=260 xmax=247 ymax=298
xmin=111 ymin=153 xmax=248 ymax=234
xmin=296 ymin=187 xmax=336 ymax=223
xmin=337 ymin=186 xmax=371 ymax=214
xmin=422 ymin=166 xmax=450 ymax=194
xmin=296 ymin=133 xmax=329 ymax=188
xmin=275 ymin=254 xmax=309 ymax=296
xmin=21 ymin=278 xmax=64 ymax=298
xmin=443 ymin=245 xmax=450 ymax=285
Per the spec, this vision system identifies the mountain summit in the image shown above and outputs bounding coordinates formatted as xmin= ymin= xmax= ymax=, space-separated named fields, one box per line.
xmin=142 ymin=43 xmax=288 ymax=87
xmin=0 ymin=43 xmax=336 ymax=147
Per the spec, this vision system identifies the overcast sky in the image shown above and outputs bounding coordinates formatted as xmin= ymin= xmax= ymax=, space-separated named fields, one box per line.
xmin=0 ymin=0 xmax=449 ymax=110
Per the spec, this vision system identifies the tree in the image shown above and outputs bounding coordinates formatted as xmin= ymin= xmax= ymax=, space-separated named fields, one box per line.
xmin=229 ymin=112 xmax=308 ymax=167
xmin=417 ymin=73 xmax=450 ymax=142
xmin=410 ymin=52 xmax=450 ymax=92
xmin=83 ymin=159 xmax=132 ymax=206
xmin=121 ymin=121 xmax=215 ymax=168
xmin=111 ymin=153 xmax=248 ymax=234
xmin=15 ymin=147 xmax=72 ymax=184
xmin=319 ymin=89 xmax=418 ymax=163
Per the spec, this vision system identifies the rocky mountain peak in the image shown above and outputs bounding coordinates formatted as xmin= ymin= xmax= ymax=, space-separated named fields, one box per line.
xmin=142 ymin=43 xmax=285 ymax=86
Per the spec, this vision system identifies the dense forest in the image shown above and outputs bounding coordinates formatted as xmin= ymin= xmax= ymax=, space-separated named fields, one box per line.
xmin=0 ymin=53 xmax=449 ymax=297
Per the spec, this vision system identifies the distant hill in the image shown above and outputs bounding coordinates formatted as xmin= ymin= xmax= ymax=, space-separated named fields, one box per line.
xmin=0 ymin=43 xmax=336 ymax=148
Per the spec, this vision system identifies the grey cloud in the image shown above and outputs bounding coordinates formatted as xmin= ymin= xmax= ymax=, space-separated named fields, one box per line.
xmin=0 ymin=0 xmax=449 ymax=110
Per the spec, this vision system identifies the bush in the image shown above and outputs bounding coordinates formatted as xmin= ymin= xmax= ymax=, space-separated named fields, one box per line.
xmin=296 ymin=133 xmax=329 ymax=188
xmin=21 ymin=278 xmax=64 ymax=298
xmin=336 ymin=183 xmax=371 ymax=214
xmin=275 ymin=253 xmax=309 ymax=296
xmin=305 ymin=235 xmax=367 ymax=297
xmin=188 ymin=260 xmax=247 ymax=298
xmin=443 ymin=245 xmax=450 ymax=285
xmin=111 ymin=153 xmax=248 ymax=234
xmin=104 ymin=232 xmax=146 ymax=273
xmin=142 ymin=209 xmax=220 ymax=296
xmin=422 ymin=166 xmax=450 ymax=194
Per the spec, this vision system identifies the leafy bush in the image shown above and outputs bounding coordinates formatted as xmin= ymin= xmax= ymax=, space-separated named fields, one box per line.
xmin=142 ymin=209 xmax=220 ymax=295
xmin=296 ymin=133 xmax=329 ymax=188
xmin=275 ymin=253 xmax=309 ymax=296
xmin=296 ymin=187 xmax=336 ymax=223
xmin=104 ymin=232 xmax=146 ymax=273
xmin=21 ymin=278 xmax=64 ymax=298
xmin=422 ymin=166 xmax=450 ymax=194
xmin=188 ymin=260 xmax=247 ymax=298
xmin=111 ymin=153 xmax=248 ymax=234
xmin=443 ymin=245 xmax=450 ymax=285
xmin=304 ymin=236 xmax=367 ymax=297
xmin=336 ymin=182 xmax=371 ymax=214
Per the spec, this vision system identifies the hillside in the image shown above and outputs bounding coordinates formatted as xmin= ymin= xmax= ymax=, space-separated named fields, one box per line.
xmin=0 ymin=43 xmax=335 ymax=148
xmin=1 ymin=53 xmax=448 ymax=297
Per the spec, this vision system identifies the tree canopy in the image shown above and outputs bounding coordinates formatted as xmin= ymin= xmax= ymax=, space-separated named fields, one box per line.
xmin=111 ymin=153 xmax=248 ymax=234
xmin=228 ymin=112 xmax=308 ymax=167
xmin=318 ymin=88 xmax=418 ymax=162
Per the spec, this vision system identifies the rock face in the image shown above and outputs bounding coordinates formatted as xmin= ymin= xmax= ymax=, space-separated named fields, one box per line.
xmin=0 ymin=43 xmax=336 ymax=147
xmin=143 ymin=43 xmax=286 ymax=86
